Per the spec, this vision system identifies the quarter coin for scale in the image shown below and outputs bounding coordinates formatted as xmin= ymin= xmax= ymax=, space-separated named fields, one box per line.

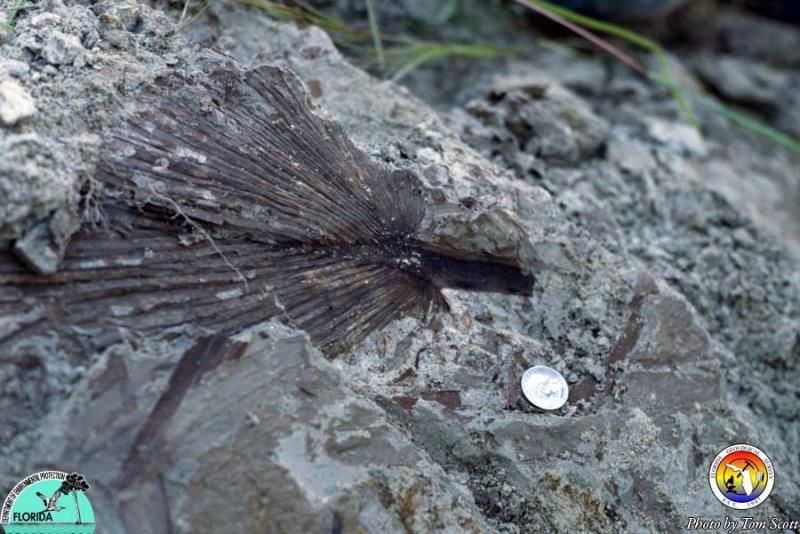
xmin=520 ymin=365 xmax=569 ymax=410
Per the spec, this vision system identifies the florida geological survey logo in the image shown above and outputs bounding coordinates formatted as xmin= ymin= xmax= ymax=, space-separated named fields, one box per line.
xmin=1 ymin=471 xmax=95 ymax=534
xmin=709 ymin=444 xmax=774 ymax=509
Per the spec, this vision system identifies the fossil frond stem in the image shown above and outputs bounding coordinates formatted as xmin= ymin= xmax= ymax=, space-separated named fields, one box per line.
xmin=405 ymin=241 xmax=534 ymax=296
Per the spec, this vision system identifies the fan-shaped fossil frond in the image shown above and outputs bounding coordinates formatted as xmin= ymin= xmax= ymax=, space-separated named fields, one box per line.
xmin=1 ymin=64 xmax=532 ymax=356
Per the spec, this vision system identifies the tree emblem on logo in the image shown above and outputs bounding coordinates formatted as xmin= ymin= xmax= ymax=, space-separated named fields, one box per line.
xmin=59 ymin=473 xmax=90 ymax=524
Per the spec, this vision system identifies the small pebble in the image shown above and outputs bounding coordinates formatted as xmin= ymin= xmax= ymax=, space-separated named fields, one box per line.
xmin=0 ymin=79 xmax=36 ymax=125
xmin=99 ymin=13 xmax=130 ymax=49
xmin=0 ymin=59 xmax=30 ymax=78
xmin=42 ymin=31 xmax=83 ymax=65
xmin=29 ymin=12 xmax=61 ymax=28
xmin=12 ymin=220 xmax=59 ymax=275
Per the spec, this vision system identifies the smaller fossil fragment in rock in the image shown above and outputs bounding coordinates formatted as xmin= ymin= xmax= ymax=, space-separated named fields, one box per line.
xmin=1 ymin=63 xmax=533 ymax=356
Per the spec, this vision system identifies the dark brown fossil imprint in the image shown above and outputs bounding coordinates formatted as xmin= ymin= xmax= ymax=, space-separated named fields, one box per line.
xmin=0 ymin=65 xmax=532 ymax=356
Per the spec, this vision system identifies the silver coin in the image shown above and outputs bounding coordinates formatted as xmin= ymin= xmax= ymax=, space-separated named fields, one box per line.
xmin=520 ymin=365 xmax=569 ymax=410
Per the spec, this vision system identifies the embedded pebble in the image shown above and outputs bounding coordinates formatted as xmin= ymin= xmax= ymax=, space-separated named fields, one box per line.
xmin=0 ymin=59 xmax=29 ymax=78
xmin=99 ymin=13 xmax=130 ymax=48
xmin=42 ymin=31 xmax=83 ymax=65
xmin=29 ymin=13 xmax=61 ymax=28
xmin=646 ymin=117 xmax=707 ymax=157
xmin=11 ymin=220 xmax=60 ymax=275
xmin=0 ymin=80 xmax=36 ymax=125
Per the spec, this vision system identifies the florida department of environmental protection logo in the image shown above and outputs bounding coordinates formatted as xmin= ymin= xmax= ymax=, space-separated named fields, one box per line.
xmin=709 ymin=444 xmax=774 ymax=509
xmin=1 ymin=471 xmax=95 ymax=534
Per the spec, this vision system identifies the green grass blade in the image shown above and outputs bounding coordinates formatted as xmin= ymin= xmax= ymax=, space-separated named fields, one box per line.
xmin=517 ymin=0 xmax=697 ymax=127
xmin=650 ymin=72 xmax=800 ymax=156
xmin=174 ymin=0 xmax=216 ymax=31
xmin=520 ymin=0 xmax=663 ymax=49
xmin=6 ymin=0 xmax=24 ymax=28
xmin=705 ymin=99 xmax=800 ymax=156
xmin=232 ymin=0 xmax=799 ymax=158
xmin=390 ymin=42 xmax=520 ymax=82
xmin=364 ymin=0 xmax=385 ymax=73
xmin=237 ymin=0 xmax=517 ymax=81
xmin=515 ymin=0 xmax=645 ymax=74
xmin=237 ymin=0 xmax=381 ymax=44
xmin=390 ymin=48 xmax=442 ymax=82
xmin=521 ymin=0 xmax=800 ymax=156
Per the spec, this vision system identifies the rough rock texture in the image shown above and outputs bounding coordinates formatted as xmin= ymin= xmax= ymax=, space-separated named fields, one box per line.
xmin=1 ymin=1 xmax=799 ymax=533
xmin=0 ymin=0 xmax=188 ymax=265
xmin=29 ymin=324 xmax=488 ymax=533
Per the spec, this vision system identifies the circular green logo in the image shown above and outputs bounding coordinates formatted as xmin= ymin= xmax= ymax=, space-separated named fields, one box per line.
xmin=1 ymin=471 xmax=95 ymax=534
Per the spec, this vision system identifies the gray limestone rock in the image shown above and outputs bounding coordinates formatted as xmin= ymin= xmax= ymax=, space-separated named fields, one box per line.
xmin=459 ymin=68 xmax=610 ymax=170
xmin=1 ymin=1 xmax=798 ymax=533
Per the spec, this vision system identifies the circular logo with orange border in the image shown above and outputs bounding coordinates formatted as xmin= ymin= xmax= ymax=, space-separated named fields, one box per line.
xmin=709 ymin=444 xmax=774 ymax=509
